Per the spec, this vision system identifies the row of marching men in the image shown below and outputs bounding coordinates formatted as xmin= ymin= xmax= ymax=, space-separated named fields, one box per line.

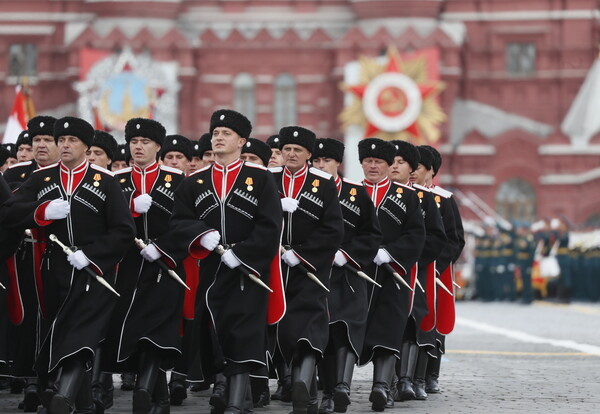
xmin=0 ymin=108 xmax=463 ymax=414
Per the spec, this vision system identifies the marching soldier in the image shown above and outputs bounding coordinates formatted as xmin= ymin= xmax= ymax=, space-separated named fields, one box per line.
xmin=311 ymin=138 xmax=381 ymax=414
xmin=0 ymin=116 xmax=135 ymax=414
xmin=266 ymin=134 xmax=284 ymax=168
xmin=3 ymin=116 xmax=59 ymax=190
xmin=2 ymin=116 xmax=59 ymax=411
xmin=241 ymin=137 xmax=271 ymax=167
xmin=102 ymin=117 xmax=186 ymax=414
xmin=86 ymin=130 xmax=118 ymax=171
xmin=357 ymin=138 xmax=425 ymax=412
xmin=150 ymin=109 xmax=284 ymax=414
xmin=271 ymin=126 xmax=344 ymax=414
xmin=111 ymin=144 xmax=129 ymax=172
xmin=406 ymin=146 xmax=447 ymax=402
xmin=1 ymin=143 xmax=17 ymax=172
xmin=16 ymin=130 xmax=34 ymax=163
xmin=161 ymin=135 xmax=193 ymax=175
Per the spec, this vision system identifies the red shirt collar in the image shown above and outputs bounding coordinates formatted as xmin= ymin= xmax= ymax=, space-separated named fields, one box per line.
xmin=282 ymin=163 xmax=308 ymax=199
xmin=59 ymin=160 xmax=89 ymax=195
xmin=132 ymin=161 xmax=160 ymax=194
xmin=212 ymin=158 xmax=243 ymax=199
xmin=363 ymin=177 xmax=390 ymax=207
xmin=335 ymin=175 xmax=342 ymax=194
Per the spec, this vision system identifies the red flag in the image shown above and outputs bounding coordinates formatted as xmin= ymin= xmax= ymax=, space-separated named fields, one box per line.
xmin=2 ymin=85 xmax=28 ymax=144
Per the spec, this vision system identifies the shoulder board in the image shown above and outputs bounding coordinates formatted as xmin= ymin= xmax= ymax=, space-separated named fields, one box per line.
xmin=188 ymin=164 xmax=211 ymax=176
xmin=244 ymin=161 xmax=267 ymax=171
xmin=395 ymin=181 xmax=415 ymax=191
xmin=8 ymin=160 xmax=33 ymax=169
xmin=309 ymin=167 xmax=332 ymax=180
xmin=431 ymin=185 xmax=453 ymax=199
xmin=412 ymin=183 xmax=430 ymax=192
xmin=342 ymin=177 xmax=362 ymax=186
xmin=90 ymin=164 xmax=115 ymax=177
xmin=34 ymin=162 xmax=59 ymax=173
xmin=268 ymin=166 xmax=283 ymax=173
xmin=160 ymin=165 xmax=184 ymax=175
xmin=115 ymin=167 xmax=132 ymax=175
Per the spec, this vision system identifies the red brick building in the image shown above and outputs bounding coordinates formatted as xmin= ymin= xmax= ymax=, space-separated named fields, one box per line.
xmin=1 ymin=0 xmax=599 ymax=225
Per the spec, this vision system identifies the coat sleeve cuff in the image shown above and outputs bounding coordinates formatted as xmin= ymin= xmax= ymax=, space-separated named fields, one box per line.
xmin=189 ymin=230 xmax=216 ymax=260
xmin=34 ymin=201 xmax=53 ymax=226
xmin=339 ymin=249 xmax=360 ymax=270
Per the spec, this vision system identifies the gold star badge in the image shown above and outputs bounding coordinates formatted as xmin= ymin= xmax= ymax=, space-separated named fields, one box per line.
xmin=44 ymin=177 xmax=50 ymax=182
xmin=20 ymin=172 xmax=26 ymax=179
xmin=196 ymin=179 xmax=204 ymax=184
xmin=119 ymin=178 xmax=126 ymax=183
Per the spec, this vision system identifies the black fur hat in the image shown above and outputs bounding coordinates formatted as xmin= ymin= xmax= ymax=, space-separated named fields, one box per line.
xmin=391 ymin=140 xmax=420 ymax=172
xmin=27 ymin=115 xmax=56 ymax=138
xmin=1 ymin=144 xmax=13 ymax=165
xmin=92 ymin=130 xmax=118 ymax=160
xmin=278 ymin=126 xmax=316 ymax=153
xmin=311 ymin=138 xmax=344 ymax=163
xmin=195 ymin=133 xmax=212 ymax=158
xmin=210 ymin=109 xmax=252 ymax=139
xmin=242 ymin=138 xmax=271 ymax=166
xmin=124 ymin=118 xmax=166 ymax=145
xmin=420 ymin=145 xmax=441 ymax=176
xmin=16 ymin=130 xmax=32 ymax=149
xmin=54 ymin=117 xmax=95 ymax=148
xmin=358 ymin=138 xmax=395 ymax=166
xmin=416 ymin=146 xmax=434 ymax=170
xmin=266 ymin=134 xmax=281 ymax=149
xmin=161 ymin=135 xmax=193 ymax=161
xmin=113 ymin=144 xmax=129 ymax=163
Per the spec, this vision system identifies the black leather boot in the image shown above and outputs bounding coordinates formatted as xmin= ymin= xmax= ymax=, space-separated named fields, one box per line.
xmin=368 ymin=352 xmax=395 ymax=412
xmin=23 ymin=378 xmax=40 ymax=412
xmin=307 ymin=371 xmax=318 ymax=414
xmin=317 ymin=355 xmax=334 ymax=414
xmin=73 ymin=371 xmax=95 ymax=414
xmin=210 ymin=373 xmax=228 ymax=414
xmin=396 ymin=342 xmax=418 ymax=401
xmin=244 ymin=381 xmax=255 ymax=414
xmin=150 ymin=370 xmax=170 ymax=414
xmin=332 ymin=347 xmax=355 ymax=413
xmin=49 ymin=358 xmax=86 ymax=414
xmin=385 ymin=376 xmax=396 ymax=409
xmin=291 ymin=352 xmax=317 ymax=414
xmin=413 ymin=347 xmax=428 ymax=401
xmin=169 ymin=372 xmax=187 ymax=406
xmin=121 ymin=372 xmax=136 ymax=391
xmin=250 ymin=376 xmax=269 ymax=408
xmin=133 ymin=351 xmax=161 ymax=414
xmin=91 ymin=348 xmax=114 ymax=413
xmin=271 ymin=361 xmax=286 ymax=401
xmin=425 ymin=353 xmax=441 ymax=393
xmin=223 ymin=372 xmax=249 ymax=414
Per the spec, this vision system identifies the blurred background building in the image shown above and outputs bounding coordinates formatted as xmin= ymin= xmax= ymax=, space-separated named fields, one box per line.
xmin=1 ymin=0 xmax=600 ymax=226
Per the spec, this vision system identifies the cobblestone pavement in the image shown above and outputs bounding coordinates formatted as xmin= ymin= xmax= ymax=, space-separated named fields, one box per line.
xmin=1 ymin=300 xmax=599 ymax=413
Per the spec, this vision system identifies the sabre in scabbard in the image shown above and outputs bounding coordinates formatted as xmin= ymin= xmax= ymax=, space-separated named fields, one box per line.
xmin=342 ymin=262 xmax=381 ymax=288
xmin=49 ymin=234 xmax=120 ymax=297
xmin=214 ymin=245 xmax=273 ymax=293
xmin=134 ymin=238 xmax=190 ymax=290
xmin=281 ymin=246 xmax=329 ymax=293
xmin=381 ymin=263 xmax=413 ymax=291
xmin=436 ymin=278 xmax=454 ymax=296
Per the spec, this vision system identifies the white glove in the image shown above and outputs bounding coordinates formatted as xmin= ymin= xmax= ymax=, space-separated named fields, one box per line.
xmin=67 ymin=250 xmax=90 ymax=270
xmin=45 ymin=199 xmax=70 ymax=220
xmin=221 ymin=250 xmax=241 ymax=269
xmin=373 ymin=249 xmax=392 ymax=266
xmin=200 ymin=231 xmax=221 ymax=251
xmin=140 ymin=243 xmax=162 ymax=262
xmin=282 ymin=250 xmax=301 ymax=267
xmin=133 ymin=194 xmax=153 ymax=214
xmin=333 ymin=250 xmax=348 ymax=267
xmin=281 ymin=197 xmax=299 ymax=213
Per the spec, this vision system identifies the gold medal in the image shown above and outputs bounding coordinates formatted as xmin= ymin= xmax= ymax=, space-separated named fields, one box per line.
xmin=119 ymin=178 xmax=126 ymax=183
xmin=312 ymin=187 xmax=318 ymax=193
xmin=44 ymin=177 xmax=50 ymax=182
xmin=247 ymin=185 xmax=253 ymax=191
xmin=20 ymin=172 xmax=25 ymax=179
xmin=197 ymin=179 xmax=204 ymax=184
xmin=93 ymin=181 xmax=100 ymax=187
xmin=165 ymin=182 xmax=171 ymax=188
xmin=245 ymin=177 xmax=254 ymax=191
xmin=350 ymin=196 xmax=355 ymax=202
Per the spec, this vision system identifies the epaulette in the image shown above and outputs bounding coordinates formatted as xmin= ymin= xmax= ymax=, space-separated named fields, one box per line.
xmin=33 ymin=162 xmax=59 ymax=173
xmin=395 ymin=181 xmax=415 ymax=191
xmin=244 ymin=161 xmax=267 ymax=171
xmin=431 ymin=185 xmax=453 ymax=199
xmin=412 ymin=183 xmax=431 ymax=192
xmin=309 ymin=167 xmax=332 ymax=180
xmin=342 ymin=177 xmax=362 ymax=186
xmin=8 ymin=160 xmax=33 ymax=169
xmin=115 ymin=166 xmax=132 ymax=175
xmin=268 ymin=166 xmax=283 ymax=173
xmin=160 ymin=165 xmax=184 ymax=175
xmin=90 ymin=164 xmax=115 ymax=177
xmin=188 ymin=164 xmax=211 ymax=176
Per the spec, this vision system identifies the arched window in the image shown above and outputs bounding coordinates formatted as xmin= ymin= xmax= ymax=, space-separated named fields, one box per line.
xmin=233 ymin=73 xmax=255 ymax=125
xmin=495 ymin=178 xmax=536 ymax=222
xmin=274 ymin=73 xmax=296 ymax=129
